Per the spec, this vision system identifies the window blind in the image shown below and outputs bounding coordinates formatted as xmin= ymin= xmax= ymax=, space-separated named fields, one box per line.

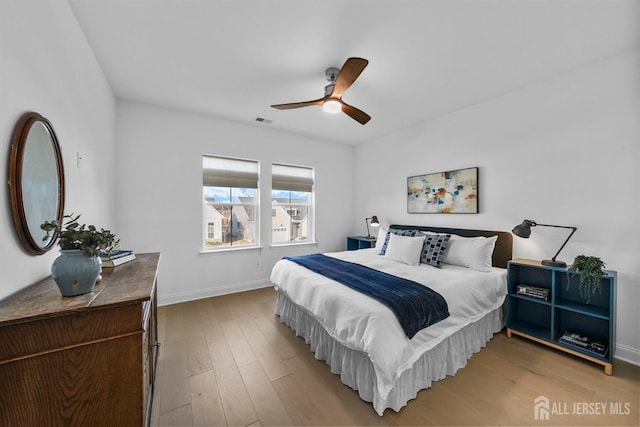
xmin=203 ymin=155 xmax=259 ymax=188
xmin=272 ymin=163 xmax=313 ymax=192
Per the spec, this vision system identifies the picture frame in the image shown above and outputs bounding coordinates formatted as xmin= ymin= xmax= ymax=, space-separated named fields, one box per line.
xmin=407 ymin=167 xmax=478 ymax=213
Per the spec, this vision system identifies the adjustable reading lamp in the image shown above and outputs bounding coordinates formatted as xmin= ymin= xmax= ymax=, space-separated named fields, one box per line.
xmin=512 ymin=219 xmax=577 ymax=267
xmin=365 ymin=216 xmax=380 ymax=239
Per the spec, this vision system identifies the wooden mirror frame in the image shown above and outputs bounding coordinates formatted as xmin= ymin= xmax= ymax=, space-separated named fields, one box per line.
xmin=8 ymin=112 xmax=65 ymax=255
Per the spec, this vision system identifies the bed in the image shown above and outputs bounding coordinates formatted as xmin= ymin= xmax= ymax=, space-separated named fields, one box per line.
xmin=270 ymin=224 xmax=513 ymax=415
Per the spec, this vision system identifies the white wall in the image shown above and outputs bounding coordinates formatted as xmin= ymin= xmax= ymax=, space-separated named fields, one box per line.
xmin=0 ymin=0 xmax=116 ymax=299
xmin=115 ymin=100 xmax=354 ymax=305
xmin=353 ymin=50 xmax=640 ymax=364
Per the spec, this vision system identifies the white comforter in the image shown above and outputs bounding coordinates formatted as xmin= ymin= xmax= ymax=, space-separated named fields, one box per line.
xmin=270 ymin=248 xmax=507 ymax=399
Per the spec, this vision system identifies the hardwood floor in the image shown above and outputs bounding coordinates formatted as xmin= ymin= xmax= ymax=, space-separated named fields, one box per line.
xmin=151 ymin=287 xmax=639 ymax=426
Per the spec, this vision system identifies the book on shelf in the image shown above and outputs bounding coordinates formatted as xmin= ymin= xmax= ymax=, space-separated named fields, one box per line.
xmin=100 ymin=250 xmax=136 ymax=267
xmin=559 ymin=331 xmax=608 ymax=357
xmin=516 ymin=284 xmax=550 ymax=301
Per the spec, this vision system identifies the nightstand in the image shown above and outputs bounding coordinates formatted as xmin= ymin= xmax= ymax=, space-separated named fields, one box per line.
xmin=506 ymin=258 xmax=616 ymax=374
xmin=347 ymin=236 xmax=376 ymax=251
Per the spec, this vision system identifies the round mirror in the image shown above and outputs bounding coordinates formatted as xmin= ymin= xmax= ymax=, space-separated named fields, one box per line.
xmin=8 ymin=112 xmax=65 ymax=255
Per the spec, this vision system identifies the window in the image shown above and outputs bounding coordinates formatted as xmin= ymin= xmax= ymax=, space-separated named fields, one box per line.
xmin=203 ymin=155 xmax=259 ymax=250
xmin=271 ymin=163 xmax=314 ymax=244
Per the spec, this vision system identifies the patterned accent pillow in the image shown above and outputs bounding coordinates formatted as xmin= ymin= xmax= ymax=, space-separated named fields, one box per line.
xmin=420 ymin=234 xmax=451 ymax=267
xmin=379 ymin=229 xmax=420 ymax=255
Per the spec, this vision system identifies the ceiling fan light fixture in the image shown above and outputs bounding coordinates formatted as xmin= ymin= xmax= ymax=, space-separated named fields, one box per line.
xmin=323 ymin=100 xmax=342 ymax=114
xmin=271 ymin=57 xmax=370 ymax=124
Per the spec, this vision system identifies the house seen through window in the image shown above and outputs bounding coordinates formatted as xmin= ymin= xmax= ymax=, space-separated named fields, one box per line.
xmin=272 ymin=163 xmax=314 ymax=244
xmin=202 ymin=155 xmax=259 ymax=250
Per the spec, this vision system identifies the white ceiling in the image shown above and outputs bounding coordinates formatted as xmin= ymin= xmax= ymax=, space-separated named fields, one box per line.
xmin=68 ymin=0 xmax=640 ymax=146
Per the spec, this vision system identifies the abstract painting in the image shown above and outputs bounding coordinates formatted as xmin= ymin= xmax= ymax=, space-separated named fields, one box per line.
xmin=407 ymin=167 xmax=478 ymax=213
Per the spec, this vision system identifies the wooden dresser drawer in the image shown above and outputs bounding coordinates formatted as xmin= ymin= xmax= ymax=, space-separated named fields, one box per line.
xmin=0 ymin=253 xmax=160 ymax=427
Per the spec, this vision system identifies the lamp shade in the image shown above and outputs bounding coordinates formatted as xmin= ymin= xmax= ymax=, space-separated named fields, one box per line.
xmin=512 ymin=220 xmax=534 ymax=238
xmin=370 ymin=216 xmax=380 ymax=227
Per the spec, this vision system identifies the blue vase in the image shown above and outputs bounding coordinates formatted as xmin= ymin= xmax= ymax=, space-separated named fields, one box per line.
xmin=51 ymin=250 xmax=102 ymax=297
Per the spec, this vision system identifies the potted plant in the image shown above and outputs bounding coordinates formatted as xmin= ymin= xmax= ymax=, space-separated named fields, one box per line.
xmin=41 ymin=213 xmax=118 ymax=297
xmin=567 ymin=255 xmax=606 ymax=304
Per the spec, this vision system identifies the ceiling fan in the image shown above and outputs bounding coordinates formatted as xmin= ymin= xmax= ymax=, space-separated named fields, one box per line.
xmin=271 ymin=57 xmax=371 ymax=125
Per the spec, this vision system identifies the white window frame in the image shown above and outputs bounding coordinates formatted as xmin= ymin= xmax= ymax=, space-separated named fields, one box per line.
xmin=202 ymin=155 xmax=260 ymax=252
xmin=271 ymin=163 xmax=315 ymax=246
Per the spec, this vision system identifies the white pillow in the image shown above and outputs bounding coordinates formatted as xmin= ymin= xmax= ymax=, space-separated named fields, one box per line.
xmin=374 ymin=226 xmax=388 ymax=251
xmin=384 ymin=233 xmax=426 ymax=266
xmin=442 ymin=234 xmax=498 ymax=272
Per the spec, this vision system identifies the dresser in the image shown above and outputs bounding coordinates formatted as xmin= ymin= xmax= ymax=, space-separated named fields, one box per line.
xmin=0 ymin=252 xmax=160 ymax=426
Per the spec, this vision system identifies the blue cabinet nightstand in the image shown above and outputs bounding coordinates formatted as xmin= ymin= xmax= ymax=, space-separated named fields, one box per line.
xmin=347 ymin=236 xmax=376 ymax=251
xmin=506 ymin=258 xmax=616 ymax=375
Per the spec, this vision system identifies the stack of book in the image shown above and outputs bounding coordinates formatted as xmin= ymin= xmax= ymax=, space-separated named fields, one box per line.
xmin=100 ymin=250 xmax=136 ymax=268
xmin=559 ymin=331 xmax=608 ymax=357
xmin=516 ymin=284 xmax=550 ymax=301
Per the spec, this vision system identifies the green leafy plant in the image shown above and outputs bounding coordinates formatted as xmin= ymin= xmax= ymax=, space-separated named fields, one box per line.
xmin=41 ymin=213 xmax=118 ymax=257
xmin=567 ymin=255 xmax=606 ymax=304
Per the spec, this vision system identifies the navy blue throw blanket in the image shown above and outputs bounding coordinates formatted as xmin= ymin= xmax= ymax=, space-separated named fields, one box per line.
xmin=283 ymin=254 xmax=450 ymax=338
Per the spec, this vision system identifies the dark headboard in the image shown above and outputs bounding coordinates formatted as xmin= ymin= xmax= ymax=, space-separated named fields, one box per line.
xmin=389 ymin=224 xmax=513 ymax=269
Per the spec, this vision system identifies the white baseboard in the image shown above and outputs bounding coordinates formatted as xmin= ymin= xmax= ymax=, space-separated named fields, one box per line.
xmin=158 ymin=279 xmax=273 ymax=306
xmin=615 ymin=343 xmax=640 ymax=366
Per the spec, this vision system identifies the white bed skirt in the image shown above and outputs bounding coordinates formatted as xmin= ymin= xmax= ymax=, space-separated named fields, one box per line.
xmin=275 ymin=290 xmax=504 ymax=416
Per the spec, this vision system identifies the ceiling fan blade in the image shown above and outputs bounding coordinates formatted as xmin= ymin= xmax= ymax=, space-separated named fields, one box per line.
xmin=331 ymin=57 xmax=368 ymax=98
xmin=341 ymin=101 xmax=371 ymax=125
xmin=271 ymin=98 xmax=325 ymax=110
